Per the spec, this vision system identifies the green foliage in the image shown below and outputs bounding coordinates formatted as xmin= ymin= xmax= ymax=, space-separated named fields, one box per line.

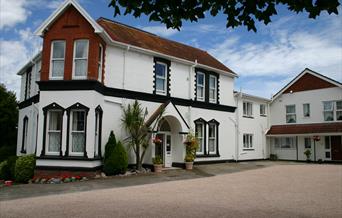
xmin=152 ymin=155 xmax=163 ymax=165
xmin=104 ymin=131 xmax=116 ymax=161
xmin=304 ymin=149 xmax=312 ymax=160
xmin=0 ymin=146 xmax=16 ymax=163
xmin=14 ymin=155 xmax=36 ymax=183
xmin=183 ymin=132 xmax=199 ymax=162
xmin=269 ymin=154 xmax=278 ymax=161
xmin=109 ymin=0 xmax=339 ymax=32
xmin=0 ymin=156 xmax=17 ymax=180
xmin=104 ymin=141 xmax=128 ymax=175
xmin=0 ymin=84 xmax=18 ymax=157
xmin=121 ymin=100 xmax=164 ymax=170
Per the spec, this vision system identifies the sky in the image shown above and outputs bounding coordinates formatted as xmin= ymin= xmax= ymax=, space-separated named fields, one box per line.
xmin=0 ymin=0 xmax=341 ymax=99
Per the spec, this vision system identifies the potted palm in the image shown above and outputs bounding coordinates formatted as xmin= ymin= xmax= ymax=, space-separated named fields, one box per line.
xmin=152 ymin=155 xmax=163 ymax=173
xmin=304 ymin=149 xmax=311 ymax=162
xmin=183 ymin=132 xmax=199 ymax=170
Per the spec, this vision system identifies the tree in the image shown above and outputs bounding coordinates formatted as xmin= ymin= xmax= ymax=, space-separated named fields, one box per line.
xmin=0 ymin=84 xmax=18 ymax=161
xmin=109 ymin=0 xmax=339 ymax=32
xmin=121 ymin=100 xmax=164 ymax=170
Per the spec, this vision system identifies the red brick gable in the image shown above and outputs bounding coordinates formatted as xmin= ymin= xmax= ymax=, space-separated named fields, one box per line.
xmin=284 ymin=73 xmax=337 ymax=94
xmin=41 ymin=5 xmax=105 ymax=82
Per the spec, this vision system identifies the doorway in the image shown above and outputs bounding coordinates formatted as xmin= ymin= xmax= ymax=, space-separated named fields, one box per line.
xmin=155 ymin=119 xmax=172 ymax=167
xmin=331 ymin=136 xmax=342 ymax=160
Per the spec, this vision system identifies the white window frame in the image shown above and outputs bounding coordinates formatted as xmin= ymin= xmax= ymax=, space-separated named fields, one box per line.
xmin=260 ymin=104 xmax=266 ymax=116
xmin=50 ymin=40 xmax=65 ymax=80
xmin=304 ymin=137 xmax=311 ymax=149
xmin=323 ymin=101 xmax=334 ymax=121
xmin=280 ymin=137 xmax=295 ymax=149
xmin=69 ymin=110 xmax=86 ymax=156
xmin=286 ymin=105 xmax=296 ymax=123
xmin=72 ymin=39 xmax=89 ymax=79
xmin=196 ymin=72 xmax=205 ymax=102
xmin=98 ymin=44 xmax=103 ymax=82
xmin=243 ymin=134 xmax=253 ymax=149
xmin=195 ymin=122 xmax=205 ymax=155
xmin=303 ymin=103 xmax=310 ymax=118
xmin=46 ymin=110 xmax=62 ymax=155
xmin=209 ymin=75 xmax=217 ymax=103
xmin=336 ymin=101 xmax=342 ymax=121
xmin=243 ymin=101 xmax=253 ymax=117
xmin=155 ymin=62 xmax=167 ymax=95
xmin=208 ymin=123 xmax=217 ymax=154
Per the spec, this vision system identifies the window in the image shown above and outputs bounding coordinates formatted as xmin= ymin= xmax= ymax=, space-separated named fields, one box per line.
xmin=273 ymin=137 xmax=295 ymax=149
xmin=21 ymin=117 xmax=28 ymax=153
xmin=98 ymin=44 xmax=103 ymax=82
xmin=47 ymin=111 xmax=62 ymax=154
xmin=304 ymin=138 xmax=311 ymax=149
xmin=325 ymin=136 xmax=331 ymax=149
xmin=94 ymin=106 xmax=102 ymax=157
xmin=208 ymin=123 xmax=217 ymax=154
xmin=286 ymin=105 xmax=296 ymax=123
xmin=243 ymin=102 xmax=253 ymax=117
xmin=303 ymin=103 xmax=310 ymax=117
xmin=70 ymin=111 xmax=86 ymax=155
xmin=243 ymin=134 xmax=253 ymax=149
xmin=50 ymin=41 xmax=65 ymax=79
xmin=196 ymin=72 xmax=205 ymax=101
xmin=209 ymin=75 xmax=217 ymax=103
xmin=73 ymin=40 xmax=89 ymax=78
xmin=195 ymin=122 xmax=205 ymax=154
xmin=336 ymin=101 xmax=342 ymax=121
xmin=155 ymin=62 xmax=167 ymax=95
xmin=25 ymin=68 xmax=32 ymax=100
xmin=260 ymin=104 xmax=266 ymax=116
xmin=323 ymin=101 xmax=334 ymax=121
xmin=325 ymin=152 xmax=331 ymax=158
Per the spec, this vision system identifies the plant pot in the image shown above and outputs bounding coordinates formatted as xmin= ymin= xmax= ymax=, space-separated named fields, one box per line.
xmin=153 ymin=164 xmax=163 ymax=173
xmin=185 ymin=162 xmax=193 ymax=170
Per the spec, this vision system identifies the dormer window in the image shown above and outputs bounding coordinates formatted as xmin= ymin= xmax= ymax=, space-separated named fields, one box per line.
xmin=73 ymin=39 xmax=89 ymax=79
xmin=50 ymin=40 xmax=65 ymax=79
xmin=196 ymin=72 xmax=205 ymax=101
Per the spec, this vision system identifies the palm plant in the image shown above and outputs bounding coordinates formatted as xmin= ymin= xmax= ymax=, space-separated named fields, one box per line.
xmin=121 ymin=100 xmax=164 ymax=170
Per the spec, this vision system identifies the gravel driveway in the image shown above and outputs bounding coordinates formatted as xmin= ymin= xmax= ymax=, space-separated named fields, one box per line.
xmin=1 ymin=164 xmax=341 ymax=218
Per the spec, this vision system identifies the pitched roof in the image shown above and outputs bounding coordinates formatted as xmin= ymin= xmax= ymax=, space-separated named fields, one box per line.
xmin=272 ymin=68 xmax=342 ymax=101
xmin=266 ymin=123 xmax=342 ymax=135
xmin=97 ymin=18 xmax=236 ymax=76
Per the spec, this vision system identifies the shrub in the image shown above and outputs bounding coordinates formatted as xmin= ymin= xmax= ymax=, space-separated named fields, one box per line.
xmin=104 ymin=131 xmax=116 ymax=161
xmin=152 ymin=155 xmax=163 ymax=165
xmin=304 ymin=149 xmax=311 ymax=161
xmin=104 ymin=141 xmax=128 ymax=175
xmin=14 ymin=155 xmax=36 ymax=183
xmin=0 ymin=145 xmax=16 ymax=163
xmin=0 ymin=156 xmax=17 ymax=180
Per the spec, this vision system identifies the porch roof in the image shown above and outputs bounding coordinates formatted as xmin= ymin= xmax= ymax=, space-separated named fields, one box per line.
xmin=266 ymin=122 xmax=342 ymax=135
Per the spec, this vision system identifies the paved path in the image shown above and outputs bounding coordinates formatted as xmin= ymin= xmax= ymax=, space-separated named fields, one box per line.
xmin=1 ymin=163 xmax=341 ymax=218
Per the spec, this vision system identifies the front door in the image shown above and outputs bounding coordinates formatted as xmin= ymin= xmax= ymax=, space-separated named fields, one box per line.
xmin=331 ymin=136 xmax=342 ymax=160
xmin=155 ymin=133 xmax=172 ymax=167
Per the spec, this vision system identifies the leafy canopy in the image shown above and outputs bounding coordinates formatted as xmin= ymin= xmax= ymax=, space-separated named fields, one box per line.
xmin=109 ymin=0 xmax=339 ymax=32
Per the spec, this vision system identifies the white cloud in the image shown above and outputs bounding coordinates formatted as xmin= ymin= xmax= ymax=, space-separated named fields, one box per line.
xmin=0 ymin=28 xmax=42 ymax=97
xmin=0 ymin=0 xmax=30 ymax=30
xmin=141 ymin=26 xmax=179 ymax=37
xmin=210 ymin=16 xmax=342 ymax=79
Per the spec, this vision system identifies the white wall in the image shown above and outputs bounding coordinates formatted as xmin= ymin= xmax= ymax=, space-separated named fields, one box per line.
xmin=270 ymin=87 xmax=342 ymax=125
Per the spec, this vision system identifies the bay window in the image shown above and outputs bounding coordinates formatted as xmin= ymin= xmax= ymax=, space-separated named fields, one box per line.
xmin=50 ymin=40 xmax=65 ymax=79
xmin=73 ymin=39 xmax=89 ymax=78
xmin=209 ymin=75 xmax=217 ymax=103
xmin=70 ymin=111 xmax=86 ymax=155
xmin=286 ymin=105 xmax=296 ymax=123
xmin=47 ymin=110 xmax=63 ymax=154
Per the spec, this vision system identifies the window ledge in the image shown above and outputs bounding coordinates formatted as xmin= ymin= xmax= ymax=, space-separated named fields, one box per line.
xmin=243 ymin=116 xmax=254 ymax=119
xmin=243 ymin=149 xmax=255 ymax=151
xmin=196 ymin=154 xmax=220 ymax=158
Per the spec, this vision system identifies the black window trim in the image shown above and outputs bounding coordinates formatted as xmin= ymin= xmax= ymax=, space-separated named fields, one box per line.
xmin=24 ymin=66 xmax=32 ymax=100
xmin=65 ymin=102 xmax=89 ymax=158
xmin=95 ymin=105 xmax=103 ymax=158
xmin=41 ymin=102 xmax=65 ymax=157
xmin=195 ymin=68 xmax=219 ymax=104
xmin=194 ymin=118 xmax=220 ymax=158
xmin=21 ymin=116 xmax=29 ymax=153
xmin=153 ymin=57 xmax=171 ymax=96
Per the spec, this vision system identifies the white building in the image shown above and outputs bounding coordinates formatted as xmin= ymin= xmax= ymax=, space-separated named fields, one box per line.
xmin=16 ymin=0 xmax=342 ymax=172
